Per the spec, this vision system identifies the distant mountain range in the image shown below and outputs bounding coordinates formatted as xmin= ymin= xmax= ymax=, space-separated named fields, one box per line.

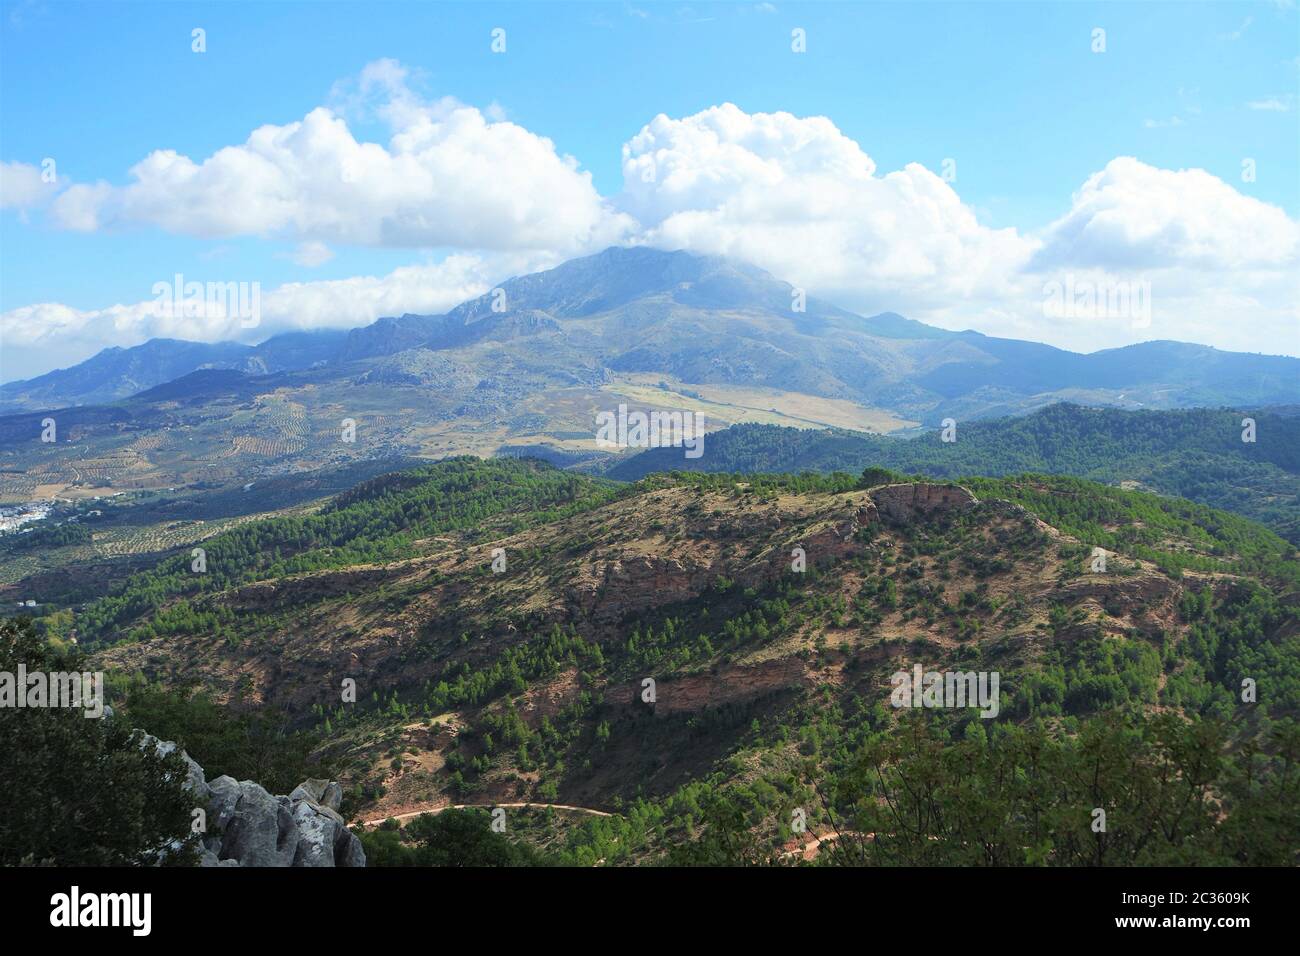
xmin=0 ymin=331 xmax=348 ymax=411
xmin=5 ymin=247 xmax=1299 ymax=420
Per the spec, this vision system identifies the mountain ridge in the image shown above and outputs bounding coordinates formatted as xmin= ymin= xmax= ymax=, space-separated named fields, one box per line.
xmin=3 ymin=247 xmax=1298 ymax=506
xmin=6 ymin=247 xmax=1297 ymax=418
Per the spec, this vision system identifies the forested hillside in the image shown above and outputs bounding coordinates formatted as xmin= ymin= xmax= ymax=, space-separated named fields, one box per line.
xmin=608 ymin=404 xmax=1300 ymax=543
xmin=58 ymin=457 xmax=1299 ymax=866
xmin=75 ymin=458 xmax=622 ymax=646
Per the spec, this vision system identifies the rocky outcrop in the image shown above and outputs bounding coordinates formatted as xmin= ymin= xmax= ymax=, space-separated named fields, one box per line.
xmin=138 ymin=732 xmax=366 ymax=868
xmin=567 ymin=554 xmax=712 ymax=624
xmin=566 ymin=498 xmax=881 ymax=623
xmin=869 ymin=482 xmax=978 ymax=524
xmin=1050 ymin=571 xmax=1182 ymax=635
xmin=221 ymin=566 xmax=405 ymax=610
xmin=615 ymin=658 xmax=811 ymax=714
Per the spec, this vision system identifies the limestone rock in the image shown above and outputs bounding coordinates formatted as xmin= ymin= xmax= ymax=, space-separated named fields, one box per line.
xmin=206 ymin=775 xmax=243 ymax=831
xmin=322 ymin=781 xmax=344 ymax=812
xmin=290 ymin=800 xmax=342 ymax=867
xmin=289 ymin=779 xmax=329 ymax=804
xmin=220 ymin=780 xmax=299 ymax=867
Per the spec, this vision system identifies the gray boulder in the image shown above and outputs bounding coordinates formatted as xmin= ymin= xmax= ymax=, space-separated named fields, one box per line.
xmin=219 ymin=781 xmax=299 ymax=867
xmin=334 ymin=826 xmax=367 ymax=868
xmin=206 ymin=775 xmax=243 ymax=831
xmin=322 ymin=781 xmax=344 ymax=812
xmin=286 ymin=783 xmax=366 ymax=867
xmin=288 ymin=778 xmax=329 ymax=804
xmin=291 ymin=801 xmax=343 ymax=867
xmin=131 ymin=727 xmax=366 ymax=867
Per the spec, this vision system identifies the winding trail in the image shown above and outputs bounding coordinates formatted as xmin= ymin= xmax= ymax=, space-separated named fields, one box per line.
xmin=361 ymin=801 xmax=613 ymax=828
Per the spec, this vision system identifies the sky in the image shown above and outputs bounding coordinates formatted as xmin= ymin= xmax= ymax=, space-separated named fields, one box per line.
xmin=1 ymin=0 xmax=1298 ymax=381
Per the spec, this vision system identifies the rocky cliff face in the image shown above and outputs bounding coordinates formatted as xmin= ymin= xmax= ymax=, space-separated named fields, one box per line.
xmin=140 ymin=733 xmax=365 ymax=867
xmin=224 ymin=565 xmax=407 ymax=610
xmin=1050 ymin=571 xmax=1183 ymax=636
xmin=567 ymin=554 xmax=712 ymax=624
xmin=870 ymin=482 xmax=978 ymax=523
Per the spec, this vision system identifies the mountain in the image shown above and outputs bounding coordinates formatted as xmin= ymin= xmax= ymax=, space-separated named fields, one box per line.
xmin=0 ymin=329 xmax=347 ymax=411
xmin=3 ymin=248 xmax=1299 ymax=503
xmin=607 ymin=403 xmax=1300 ymax=543
xmin=917 ymin=336 xmax=1300 ymax=411
xmin=11 ymin=247 xmax=1299 ymax=416
xmin=77 ymin=457 xmax=1300 ymax=865
xmin=0 ymin=338 xmax=256 ymax=411
xmin=335 ymin=246 xmax=937 ymax=404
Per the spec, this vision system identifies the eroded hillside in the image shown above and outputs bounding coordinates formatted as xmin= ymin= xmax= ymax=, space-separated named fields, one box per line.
xmin=90 ymin=460 xmax=1299 ymax=849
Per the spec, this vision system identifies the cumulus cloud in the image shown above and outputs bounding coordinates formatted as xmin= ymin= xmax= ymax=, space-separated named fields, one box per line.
xmin=618 ymin=104 xmax=1031 ymax=316
xmin=617 ymin=106 xmax=1298 ymax=353
xmin=44 ymin=59 xmax=633 ymax=255
xmin=1019 ymin=158 xmax=1297 ymax=352
xmin=1031 ymin=157 xmax=1299 ymax=271
xmin=0 ymin=160 xmax=60 ymax=210
xmin=5 ymin=87 xmax=1298 ymax=365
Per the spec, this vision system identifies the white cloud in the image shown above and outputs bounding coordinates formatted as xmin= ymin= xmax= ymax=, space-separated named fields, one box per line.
xmin=44 ymin=59 xmax=634 ymax=255
xmin=6 ymin=92 xmax=1299 ymax=368
xmin=0 ymin=160 xmax=60 ymax=210
xmin=1246 ymin=95 xmax=1295 ymax=112
xmin=287 ymin=240 xmax=335 ymax=268
xmin=617 ymin=107 xmax=1299 ymax=354
xmin=1030 ymin=157 xmax=1298 ymax=271
xmin=1020 ymin=158 xmax=1299 ymax=353
xmin=618 ymin=104 xmax=1031 ymax=317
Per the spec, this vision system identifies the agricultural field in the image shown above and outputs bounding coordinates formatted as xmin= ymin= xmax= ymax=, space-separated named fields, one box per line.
xmin=613 ymin=374 xmax=917 ymax=433
xmin=0 ymin=456 xmax=421 ymax=601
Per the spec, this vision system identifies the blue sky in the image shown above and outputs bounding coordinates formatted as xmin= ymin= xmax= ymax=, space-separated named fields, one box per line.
xmin=2 ymin=0 xmax=1298 ymax=379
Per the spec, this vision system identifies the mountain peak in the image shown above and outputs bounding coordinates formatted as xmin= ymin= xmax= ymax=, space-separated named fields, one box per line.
xmin=446 ymin=245 xmax=780 ymax=322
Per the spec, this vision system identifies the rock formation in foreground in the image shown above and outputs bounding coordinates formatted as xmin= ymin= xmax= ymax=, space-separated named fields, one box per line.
xmin=141 ymin=733 xmax=366 ymax=867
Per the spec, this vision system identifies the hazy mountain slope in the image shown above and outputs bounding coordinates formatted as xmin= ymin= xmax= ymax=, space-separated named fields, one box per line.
xmin=0 ymin=330 xmax=347 ymax=411
xmin=248 ymin=329 xmax=349 ymax=372
xmin=335 ymin=247 xmax=931 ymax=406
xmin=920 ymin=335 xmax=1300 ymax=409
xmin=4 ymin=249 xmax=1299 ymax=518
xmin=0 ymin=339 xmax=257 ymax=411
